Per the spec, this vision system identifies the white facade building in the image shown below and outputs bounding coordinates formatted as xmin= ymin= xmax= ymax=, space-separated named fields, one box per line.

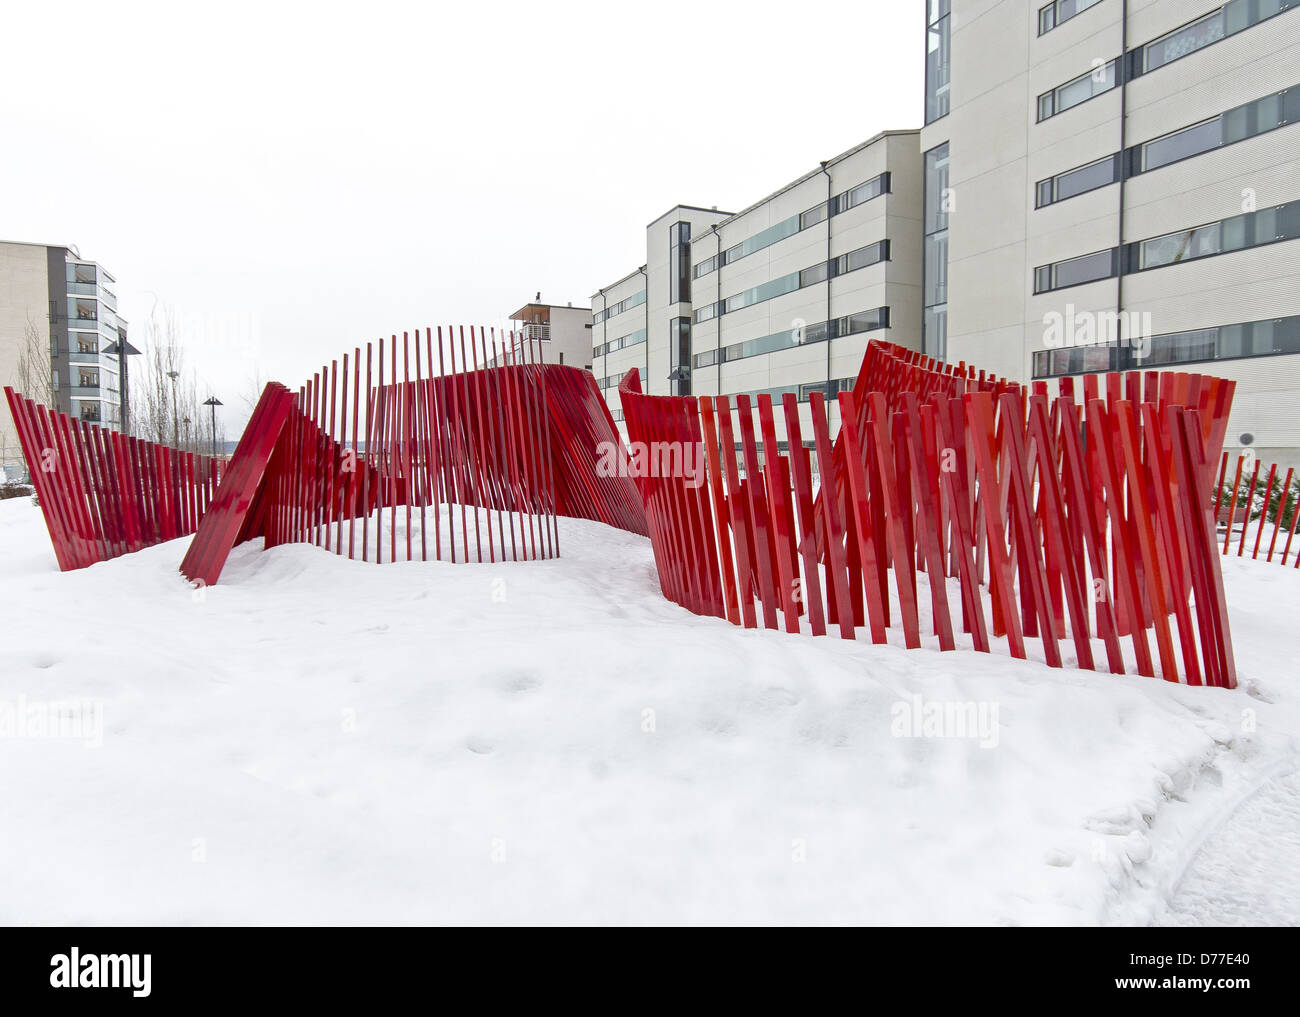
xmin=921 ymin=0 xmax=1300 ymax=465
xmin=591 ymin=130 xmax=924 ymax=446
xmin=505 ymin=301 xmax=594 ymax=370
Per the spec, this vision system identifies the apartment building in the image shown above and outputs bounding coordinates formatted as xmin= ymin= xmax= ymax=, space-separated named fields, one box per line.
xmin=1 ymin=241 xmax=125 ymax=471
xmin=506 ymin=301 xmax=594 ymax=370
xmin=921 ymin=0 xmax=1300 ymax=464
xmin=591 ymin=130 xmax=924 ymax=444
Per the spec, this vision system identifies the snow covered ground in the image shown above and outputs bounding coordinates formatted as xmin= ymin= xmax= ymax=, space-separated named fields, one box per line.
xmin=0 ymin=495 xmax=1297 ymax=925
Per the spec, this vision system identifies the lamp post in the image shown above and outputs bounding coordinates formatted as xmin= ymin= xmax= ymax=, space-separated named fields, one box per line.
xmin=182 ymin=416 xmax=191 ymax=451
xmin=102 ymin=335 xmax=141 ymax=434
xmin=166 ymin=370 xmax=180 ymax=448
xmin=202 ymin=396 xmax=223 ymax=458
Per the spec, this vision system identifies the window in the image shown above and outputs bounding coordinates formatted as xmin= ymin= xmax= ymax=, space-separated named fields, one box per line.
xmin=837 ymin=307 xmax=890 ymax=335
xmin=923 ymin=143 xmax=950 ymax=359
xmin=670 ymin=318 xmax=692 ymax=396
xmin=693 ymin=302 xmax=722 ymax=324
xmin=835 ymin=241 xmax=889 ymax=275
xmin=723 ymin=214 xmax=800 ymax=266
xmin=1038 ymin=0 xmax=1104 ymax=34
xmin=693 ymin=254 xmax=718 ymax=279
xmin=1036 ymin=154 xmax=1119 ymax=207
xmin=67 ymin=263 xmax=96 ymax=285
xmin=1038 ymin=60 xmax=1117 ymax=121
xmin=52 ymin=371 xmax=60 ymax=391
xmin=835 ymin=173 xmax=890 ymax=213
xmin=801 ymin=262 xmax=829 ymax=287
xmin=1032 ymin=344 xmax=1117 ymax=377
xmin=926 ymin=0 xmax=951 ymax=123
xmin=800 ymin=203 xmax=828 ymax=229
xmin=725 ymin=273 xmax=800 ymax=314
xmin=1140 ymin=117 xmax=1224 ymax=171
xmin=558 ymin=352 xmax=565 ymax=365
xmin=1034 ymin=248 xmax=1117 ymax=292
xmin=79 ymin=369 xmax=99 ymax=388
xmin=69 ymin=297 xmax=97 ymax=321
xmin=669 ymin=221 xmax=692 ymax=304
xmin=1141 ymin=8 xmax=1226 ymax=72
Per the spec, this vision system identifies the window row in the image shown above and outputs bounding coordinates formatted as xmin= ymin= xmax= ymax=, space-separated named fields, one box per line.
xmin=593 ymin=289 xmax=646 ymax=324
xmin=729 ymin=376 xmax=857 ymax=408
xmin=1034 ymin=199 xmax=1300 ymax=292
xmin=692 ymin=173 xmax=890 ymax=279
xmin=1036 ymin=0 xmax=1294 ymax=122
xmin=594 ymin=327 xmax=647 ymax=358
xmin=1036 ymin=84 xmax=1297 ymax=207
xmin=1032 ymin=314 xmax=1300 ymax=376
xmin=693 ymin=241 xmax=889 ymax=324
xmin=692 ymin=306 xmax=891 ymax=369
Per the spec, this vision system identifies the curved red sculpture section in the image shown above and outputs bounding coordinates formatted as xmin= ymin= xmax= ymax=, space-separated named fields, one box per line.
xmin=180 ymin=328 xmax=644 ymax=585
xmin=618 ymin=340 xmax=1237 ymax=688
xmin=4 ymin=386 xmax=225 ymax=571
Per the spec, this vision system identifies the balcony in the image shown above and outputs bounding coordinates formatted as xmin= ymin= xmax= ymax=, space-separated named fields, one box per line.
xmin=522 ymin=324 xmax=551 ymax=343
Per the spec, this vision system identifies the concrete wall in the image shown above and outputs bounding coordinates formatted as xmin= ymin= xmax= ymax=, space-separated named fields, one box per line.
xmin=0 ymin=241 xmax=53 ymax=470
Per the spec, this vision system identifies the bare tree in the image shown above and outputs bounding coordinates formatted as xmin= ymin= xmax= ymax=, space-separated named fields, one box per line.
xmin=14 ymin=314 xmax=55 ymax=405
xmin=240 ymin=367 xmax=269 ymax=415
xmin=133 ymin=305 xmax=226 ymax=455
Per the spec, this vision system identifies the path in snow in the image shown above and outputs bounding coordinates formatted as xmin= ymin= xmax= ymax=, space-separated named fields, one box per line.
xmin=1156 ymin=770 xmax=1300 ymax=926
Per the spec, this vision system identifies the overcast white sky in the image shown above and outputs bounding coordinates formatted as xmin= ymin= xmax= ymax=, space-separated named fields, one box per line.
xmin=2 ymin=0 xmax=923 ymax=431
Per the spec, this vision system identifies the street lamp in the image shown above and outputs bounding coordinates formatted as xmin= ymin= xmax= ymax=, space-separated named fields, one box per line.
xmin=202 ymin=396 xmax=223 ymax=458
xmin=102 ymin=335 xmax=141 ymax=434
xmin=182 ymin=416 xmax=191 ymax=451
xmin=165 ymin=370 xmax=181 ymax=448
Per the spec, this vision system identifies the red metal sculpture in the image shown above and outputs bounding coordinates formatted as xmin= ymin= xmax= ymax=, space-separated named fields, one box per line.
xmin=4 ymin=387 xmax=224 ymax=571
xmin=6 ymin=329 xmax=1241 ymax=687
xmin=617 ymin=340 xmax=1237 ymax=688
xmin=180 ymin=327 xmax=644 ymax=585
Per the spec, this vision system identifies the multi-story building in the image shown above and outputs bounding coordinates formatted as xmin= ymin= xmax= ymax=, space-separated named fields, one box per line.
xmin=921 ymin=0 xmax=1300 ymax=465
xmin=1 ymin=241 xmax=125 ymax=469
xmin=586 ymin=2 xmax=1299 ymax=465
xmin=591 ymin=130 xmax=923 ymax=444
xmin=506 ymin=301 xmax=594 ymax=370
